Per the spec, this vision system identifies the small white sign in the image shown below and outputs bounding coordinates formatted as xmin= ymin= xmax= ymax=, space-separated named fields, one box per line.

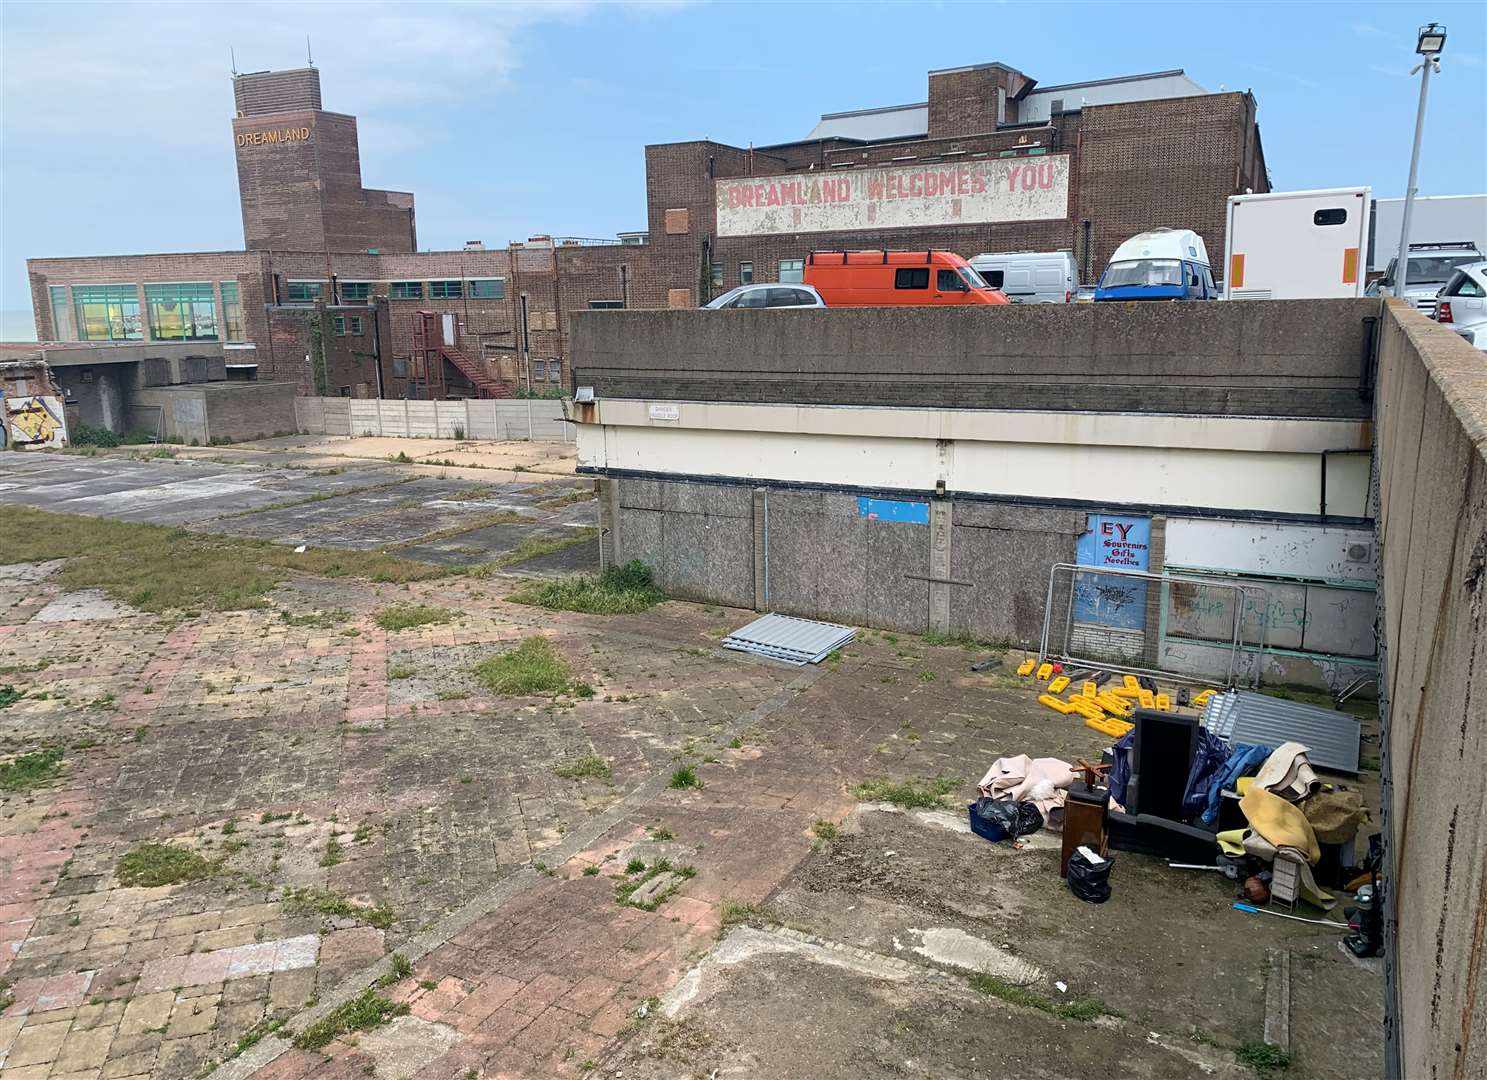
xmin=648 ymin=404 xmax=680 ymax=422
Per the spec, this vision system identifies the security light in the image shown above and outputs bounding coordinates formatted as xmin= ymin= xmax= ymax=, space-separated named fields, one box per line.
xmin=1416 ymin=23 xmax=1446 ymax=55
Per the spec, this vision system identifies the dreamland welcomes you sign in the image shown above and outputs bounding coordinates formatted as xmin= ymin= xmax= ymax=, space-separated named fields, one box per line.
xmin=715 ymin=154 xmax=1070 ymax=237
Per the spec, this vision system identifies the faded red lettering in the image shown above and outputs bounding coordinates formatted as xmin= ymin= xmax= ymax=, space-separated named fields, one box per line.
xmin=1037 ymin=163 xmax=1055 ymax=190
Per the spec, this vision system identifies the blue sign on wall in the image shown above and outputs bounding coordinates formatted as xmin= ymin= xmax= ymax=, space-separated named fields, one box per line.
xmin=1073 ymin=515 xmax=1152 ymax=631
xmin=857 ymin=496 xmax=930 ymax=524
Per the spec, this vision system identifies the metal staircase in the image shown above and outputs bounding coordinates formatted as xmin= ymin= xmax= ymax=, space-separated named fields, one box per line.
xmin=411 ymin=311 xmax=516 ymax=399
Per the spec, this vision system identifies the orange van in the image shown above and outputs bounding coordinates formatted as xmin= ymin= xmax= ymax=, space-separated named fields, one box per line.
xmin=804 ymin=250 xmax=1010 ymax=307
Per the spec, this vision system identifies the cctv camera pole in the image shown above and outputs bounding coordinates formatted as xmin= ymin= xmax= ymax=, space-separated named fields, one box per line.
xmin=520 ymin=292 xmax=533 ymax=439
xmin=1394 ymin=48 xmax=1440 ymax=295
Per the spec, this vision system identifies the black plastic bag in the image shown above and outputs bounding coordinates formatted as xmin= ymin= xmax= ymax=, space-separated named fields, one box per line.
xmin=1068 ymin=847 xmax=1113 ymax=903
xmin=974 ymin=798 xmax=1044 ymax=840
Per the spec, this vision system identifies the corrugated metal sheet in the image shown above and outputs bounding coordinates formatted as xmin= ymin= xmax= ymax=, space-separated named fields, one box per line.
xmin=1201 ymin=691 xmax=1361 ymax=774
xmin=722 ymin=613 xmax=855 ymax=666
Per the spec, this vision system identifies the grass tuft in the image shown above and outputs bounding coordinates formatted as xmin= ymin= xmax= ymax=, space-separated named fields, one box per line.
xmin=281 ymin=887 xmax=393 ymax=929
xmin=718 ymin=899 xmax=760 ymax=926
xmin=1235 ymin=1041 xmax=1292 ymax=1074
xmin=291 ymin=989 xmax=409 ymax=1050
xmin=0 ymin=747 xmax=63 ymax=790
xmin=967 ymin=973 xmax=1118 ymax=1022
xmin=116 ymin=843 xmax=214 ymax=888
xmin=508 ymin=560 xmax=666 ymax=616
xmin=852 ymin=775 xmax=957 ymax=809
xmin=472 ymin=636 xmax=570 ymax=695
xmin=668 ymin=766 xmax=702 ymax=790
xmin=374 ymin=605 xmax=454 ymax=632
xmin=554 ymin=755 xmax=611 ymax=780
xmin=811 ymin=820 xmax=840 ymax=840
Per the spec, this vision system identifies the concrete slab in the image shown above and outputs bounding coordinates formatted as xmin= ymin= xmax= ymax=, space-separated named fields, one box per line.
xmin=497 ymin=537 xmax=601 ymax=577
xmin=353 ymin=1016 xmax=459 ymax=1080
xmin=30 ymin=591 xmax=136 ymax=623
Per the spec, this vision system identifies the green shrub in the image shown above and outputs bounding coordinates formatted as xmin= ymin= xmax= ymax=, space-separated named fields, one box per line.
xmin=668 ymin=766 xmax=702 ymax=790
xmin=70 ymin=424 xmax=120 ymax=448
xmin=509 ymin=560 xmax=666 ymax=616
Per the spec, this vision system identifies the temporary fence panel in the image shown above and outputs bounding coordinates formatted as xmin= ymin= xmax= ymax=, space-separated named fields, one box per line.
xmin=292 ymin=396 xmax=572 ymax=442
xmin=1202 ymin=690 xmax=1362 ymax=773
xmin=722 ymin=613 xmax=856 ymax=666
xmin=1040 ymin=562 xmax=1268 ymax=687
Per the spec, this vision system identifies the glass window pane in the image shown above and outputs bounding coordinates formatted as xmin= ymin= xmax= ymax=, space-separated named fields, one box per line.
xmin=739 ymin=262 xmax=754 ymax=285
xmin=340 ymin=282 xmax=370 ymax=300
xmin=74 ymin=285 xmax=142 ymax=341
xmin=220 ymin=281 xmax=244 ymax=341
xmin=778 ymin=259 xmax=804 ymax=283
xmin=470 ymin=279 xmax=505 ymax=299
xmin=145 ymin=282 xmax=216 ymax=341
xmin=49 ymin=286 xmax=72 ymax=339
xmin=391 ymin=281 xmax=423 ymax=299
xmin=430 ymin=281 xmax=464 ymax=299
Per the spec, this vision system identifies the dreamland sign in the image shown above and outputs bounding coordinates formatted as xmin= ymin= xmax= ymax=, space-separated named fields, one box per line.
xmin=715 ymin=154 xmax=1070 ymax=237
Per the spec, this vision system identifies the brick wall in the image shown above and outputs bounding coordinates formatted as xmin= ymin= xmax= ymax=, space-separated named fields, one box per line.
xmin=233 ymin=69 xmax=321 ymax=116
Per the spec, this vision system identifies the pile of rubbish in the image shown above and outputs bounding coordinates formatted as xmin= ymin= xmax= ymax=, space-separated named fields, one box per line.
xmin=969 ymin=662 xmax=1380 ymax=957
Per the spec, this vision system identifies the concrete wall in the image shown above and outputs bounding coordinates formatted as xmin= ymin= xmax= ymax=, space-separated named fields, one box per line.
xmin=1373 ymin=299 xmax=1487 ymax=1078
xmin=292 ymin=396 xmax=573 ymax=442
xmin=131 ymin=382 xmax=297 ymax=444
xmin=571 ymin=300 xmax=1379 ymax=418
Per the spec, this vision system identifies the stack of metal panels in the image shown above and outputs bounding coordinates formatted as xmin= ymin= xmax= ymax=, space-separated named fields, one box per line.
xmin=1202 ymin=690 xmax=1362 ymax=774
xmin=721 ymin=613 xmax=856 ymax=666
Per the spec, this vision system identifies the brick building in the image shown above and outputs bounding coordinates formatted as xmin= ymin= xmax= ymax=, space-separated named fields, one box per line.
xmin=28 ymin=60 xmax=1266 ymax=399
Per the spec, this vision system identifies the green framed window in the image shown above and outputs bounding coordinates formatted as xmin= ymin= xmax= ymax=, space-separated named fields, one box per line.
xmin=390 ymin=281 xmax=422 ymax=300
xmin=469 ymin=279 xmax=504 ymax=299
xmin=340 ymin=282 xmax=371 ymax=300
xmin=348 ymin=316 xmax=364 ymax=335
xmin=588 ymin=300 xmax=623 ymax=309
xmin=285 ymin=281 xmax=322 ymax=303
xmin=73 ymin=285 xmax=143 ymax=341
xmin=429 ymin=280 xmax=463 ymax=300
xmin=219 ymin=281 xmax=244 ymax=341
xmin=48 ymin=286 xmax=73 ymax=339
xmin=333 ymin=316 xmax=346 ymax=336
xmin=145 ymin=282 xmax=217 ymax=341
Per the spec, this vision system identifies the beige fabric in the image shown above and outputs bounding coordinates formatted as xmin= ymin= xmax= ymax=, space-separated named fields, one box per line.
xmin=977 ymin=755 xmax=1074 ymax=819
xmin=1253 ymin=742 xmax=1320 ymax=802
xmin=1303 ymin=787 xmax=1368 ymax=845
xmin=1240 ymin=786 xmax=1321 ymax=864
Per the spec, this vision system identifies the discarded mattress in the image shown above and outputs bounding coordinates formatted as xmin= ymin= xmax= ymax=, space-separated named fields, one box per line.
xmin=721 ymin=612 xmax=856 ymax=666
xmin=1202 ymin=691 xmax=1361 ymax=774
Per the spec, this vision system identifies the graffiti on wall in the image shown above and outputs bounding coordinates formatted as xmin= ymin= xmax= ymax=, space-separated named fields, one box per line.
xmin=715 ymin=154 xmax=1071 ymax=237
xmin=1073 ymin=515 xmax=1152 ymax=631
xmin=3 ymin=394 xmax=68 ymax=450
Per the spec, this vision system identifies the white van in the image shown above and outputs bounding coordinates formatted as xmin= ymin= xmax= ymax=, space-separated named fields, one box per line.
xmin=968 ymin=251 xmax=1078 ymax=304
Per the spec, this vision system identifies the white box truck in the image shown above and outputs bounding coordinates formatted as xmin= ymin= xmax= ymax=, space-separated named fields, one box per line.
xmin=1223 ymin=187 xmax=1371 ymax=300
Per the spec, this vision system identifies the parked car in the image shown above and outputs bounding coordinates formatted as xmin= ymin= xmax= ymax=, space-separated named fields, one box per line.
xmin=1074 ymin=285 xmax=1097 ymax=303
xmin=1094 ymin=228 xmax=1218 ymax=302
xmin=704 ymin=283 xmax=826 ymax=309
xmin=804 ymin=250 xmax=1009 ymax=306
xmin=1368 ymin=240 xmax=1485 ymax=319
xmin=968 ymin=250 xmax=1078 ymax=303
xmin=1434 ymin=261 xmax=1487 ymax=351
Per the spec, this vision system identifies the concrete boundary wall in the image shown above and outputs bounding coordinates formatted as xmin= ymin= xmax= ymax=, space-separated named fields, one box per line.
xmin=293 ymin=397 xmax=572 ymax=442
xmin=572 ymin=300 xmax=1380 ymax=418
xmin=1374 ymin=299 xmax=1487 ymax=1079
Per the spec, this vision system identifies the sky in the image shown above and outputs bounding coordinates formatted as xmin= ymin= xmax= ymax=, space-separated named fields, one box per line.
xmin=2 ymin=0 xmax=1485 ymax=337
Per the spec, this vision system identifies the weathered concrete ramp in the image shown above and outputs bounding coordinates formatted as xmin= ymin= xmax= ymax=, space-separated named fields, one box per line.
xmin=1375 ymin=298 xmax=1487 ymax=1078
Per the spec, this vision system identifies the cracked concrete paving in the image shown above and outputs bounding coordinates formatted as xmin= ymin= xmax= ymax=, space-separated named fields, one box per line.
xmin=1 ymin=446 xmax=1382 ymax=1079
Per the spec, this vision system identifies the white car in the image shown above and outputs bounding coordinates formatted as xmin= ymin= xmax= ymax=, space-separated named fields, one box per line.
xmin=1435 ymin=261 xmax=1487 ymax=351
xmin=704 ymin=283 xmax=825 ymax=309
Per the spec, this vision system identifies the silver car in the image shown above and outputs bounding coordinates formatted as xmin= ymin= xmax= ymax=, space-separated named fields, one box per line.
xmin=704 ymin=283 xmax=826 ymax=309
xmin=1435 ymin=261 xmax=1487 ymax=351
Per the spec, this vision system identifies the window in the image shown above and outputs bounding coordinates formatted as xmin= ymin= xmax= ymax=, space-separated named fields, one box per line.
xmin=74 ymin=284 xmax=142 ymax=341
xmin=937 ymin=269 xmax=966 ymax=292
xmin=285 ymin=281 xmax=322 ymax=302
xmin=548 ymin=361 xmax=561 ymax=383
xmin=1102 ymin=259 xmax=1182 ymax=287
xmin=390 ymin=281 xmax=423 ymax=300
xmin=766 ymin=288 xmax=812 ymax=307
xmin=1445 ymin=272 xmax=1486 ymax=298
xmin=429 ymin=280 xmax=463 ymax=300
xmin=146 ymin=282 xmax=218 ymax=340
xmin=1202 ymin=266 xmax=1217 ymax=295
xmin=710 ymin=263 xmax=723 ymax=288
xmin=220 ymin=281 xmax=244 ymax=341
xmin=340 ymin=282 xmax=371 ymax=300
xmin=589 ymin=300 xmax=624 ymax=309
xmin=734 ymin=288 xmax=769 ymax=308
xmin=739 ymin=262 xmax=754 ymax=285
xmin=333 ymin=316 xmax=346 ymax=336
xmin=469 ymin=279 xmax=505 ymax=299
xmin=48 ymin=286 xmax=72 ymax=339
xmin=979 ymin=269 xmax=1005 ymax=289
xmin=337 ymin=386 xmax=351 ymax=397
xmin=778 ymin=259 xmax=804 ymax=283
xmin=391 ymin=356 xmax=410 ymax=378
xmin=532 ymin=360 xmax=546 ymax=380
xmin=351 ymin=316 xmax=364 ymax=335
xmin=894 ymin=268 xmax=930 ymax=290
xmin=1313 ymin=208 xmax=1348 ymax=226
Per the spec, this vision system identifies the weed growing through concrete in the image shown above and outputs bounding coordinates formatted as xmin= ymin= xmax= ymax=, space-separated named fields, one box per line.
xmin=582 ymin=865 xmax=601 ymax=876
xmin=281 ymin=887 xmax=393 ymax=929
xmin=472 ymin=636 xmax=570 ymax=695
xmin=1235 ymin=1041 xmax=1292 ymax=1074
xmin=668 ymin=766 xmax=702 ymax=790
xmin=648 ymin=826 xmax=675 ymax=841
xmin=0 ymin=507 xmax=448 ymax=612
xmin=0 ymin=747 xmax=62 ymax=790
xmin=811 ymin=820 xmax=840 ymax=840
xmin=373 ymin=605 xmax=454 ymax=632
xmin=613 ymin=859 xmax=697 ymax=911
xmin=0 ymin=685 xmax=24 ymax=709
xmin=625 ymin=858 xmax=646 ymax=874
xmin=387 ymin=664 xmax=416 ymax=680
xmin=320 ymin=837 xmax=344 ymax=867
xmin=291 ymin=989 xmax=409 ymax=1050
xmin=228 ymin=1017 xmax=284 ymax=1059
xmin=116 ymin=843 xmax=215 ymax=887
xmin=718 ymin=900 xmax=760 ymax=926
xmin=966 ymin=973 xmax=1117 ymax=1022
xmin=554 ymin=755 xmax=611 ymax=780
xmin=852 ymin=776 xmax=957 ymax=809
xmin=509 ymin=560 xmax=666 ymax=615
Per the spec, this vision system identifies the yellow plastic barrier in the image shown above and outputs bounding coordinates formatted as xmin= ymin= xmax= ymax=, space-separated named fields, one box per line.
xmin=1123 ymin=674 xmax=1141 ymax=690
xmin=1111 ymin=686 xmax=1142 ymax=699
xmin=1082 ymin=681 xmax=1099 ymax=698
xmin=1047 ymin=676 xmax=1071 ymax=694
xmin=1035 ymin=663 xmax=1054 ymax=680
xmin=1094 ymin=694 xmax=1133 ymax=718
xmin=1155 ymin=692 xmax=1172 ymax=711
xmin=1085 ymin=715 xmax=1134 ymax=739
xmin=1017 ymin=659 xmax=1036 ymax=676
xmin=1137 ymin=689 xmax=1156 ymax=708
xmin=1039 ymin=694 xmax=1075 ymax=715
xmin=1193 ymin=688 xmax=1217 ymax=705
xmin=1067 ymin=698 xmax=1107 ymax=721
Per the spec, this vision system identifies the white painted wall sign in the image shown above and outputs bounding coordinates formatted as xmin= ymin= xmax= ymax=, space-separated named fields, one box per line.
xmin=715 ymin=155 xmax=1071 ymax=237
xmin=647 ymin=404 xmax=681 ymax=422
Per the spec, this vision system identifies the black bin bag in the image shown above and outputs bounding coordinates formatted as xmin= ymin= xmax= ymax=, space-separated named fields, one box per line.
xmin=1067 ymin=847 xmax=1113 ymax=903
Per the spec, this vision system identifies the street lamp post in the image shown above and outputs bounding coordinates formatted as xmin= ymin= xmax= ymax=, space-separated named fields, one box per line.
xmin=1393 ymin=22 xmax=1447 ymax=297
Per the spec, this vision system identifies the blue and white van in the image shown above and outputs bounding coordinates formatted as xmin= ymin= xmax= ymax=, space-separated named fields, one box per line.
xmin=1094 ymin=228 xmax=1218 ymax=302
